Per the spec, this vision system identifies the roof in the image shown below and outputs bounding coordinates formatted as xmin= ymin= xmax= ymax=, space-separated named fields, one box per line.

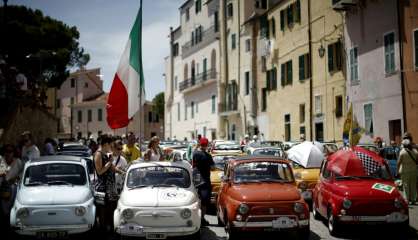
xmin=129 ymin=160 xmax=192 ymax=170
xmin=68 ymin=68 xmax=103 ymax=93
xmin=229 ymin=156 xmax=289 ymax=166
xmin=29 ymin=155 xmax=84 ymax=164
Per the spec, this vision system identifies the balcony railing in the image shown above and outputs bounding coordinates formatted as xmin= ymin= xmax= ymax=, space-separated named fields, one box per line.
xmin=181 ymin=26 xmax=220 ymax=58
xmin=179 ymin=69 xmax=217 ymax=92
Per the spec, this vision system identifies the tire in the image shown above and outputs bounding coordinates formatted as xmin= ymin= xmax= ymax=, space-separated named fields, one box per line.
xmin=312 ymin=204 xmax=321 ymax=220
xmin=298 ymin=226 xmax=310 ymax=240
xmin=187 ymin=229 xmax=201 ymax=240
xmin=327 ymin=209 xmax=340 ymax=237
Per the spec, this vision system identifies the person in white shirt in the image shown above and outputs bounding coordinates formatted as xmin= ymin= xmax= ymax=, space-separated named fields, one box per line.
xmin=21 ymin=131 xmax=40 ymax=162
xmin=111 ymin=140 xmax=128 ymax=193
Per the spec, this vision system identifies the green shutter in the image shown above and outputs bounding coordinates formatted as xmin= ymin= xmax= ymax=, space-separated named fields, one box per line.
xmin=287 ymin=5 xmax=293 ymax=27
xmin=415 ymin=30 xmax=418 ymax=69
xmin=307 ymin=54 xmax=311 ymax=77
xmin=336 ymin=41 xmax=342 ymax=70
xmin=296 ymin=0 xmax=301 ymax=22
xmin=287 ymin=61 xmax=293 ymax=85
xmin=266 ymin=70 xmax=271 ymax=90
xmin=272 ymin=67 xmax=277 ymax=89
xmin=299 ymin=55 xmax=305 ymax=81
xmin=280 ymin=10 xmax=285 ymax=31
xmin=328 ymin=44 xmax=334 ymax=72
xmin=271 ymin=18 xmax=276 ymax=38
xmin=281 ymin=64 xmax=285 ymax=86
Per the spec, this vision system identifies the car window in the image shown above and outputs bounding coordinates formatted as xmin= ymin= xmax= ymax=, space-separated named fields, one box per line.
xmin=24 ymin=163 xmax=87 ymax=186
xmin=253 ymin=149 xmax=283 ymax=157
xmin=320 ymin=161 xmax=331 ymax=179
xmin=213 ymin=156 xmax=236 ymax=170
xmin=214 ymin=144 xmax=241 ymax=151
xmin=233 ymin=162 xmax=294 ymax=183
xmin=127 ymin=166 xmax=191 ymax=188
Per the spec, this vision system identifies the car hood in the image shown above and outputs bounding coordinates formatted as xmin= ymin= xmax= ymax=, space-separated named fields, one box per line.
xmin=211 ymin=169 xmax=224 ymax=183
xmin=294 ymin=168 xmax=320 ymax=181
xmin=120 ymin=187 xmax=196 ymax=207
xmin=333 ymin=179 xmax=400 ymax=199
xmin=229 ymin=183 xmax=300 ymax=202
xmin=18 ymin=186 xmax=92 ymax=205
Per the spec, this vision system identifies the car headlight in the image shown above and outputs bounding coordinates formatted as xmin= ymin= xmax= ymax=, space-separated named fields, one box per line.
xmin=237 ymin=203 xmax=250 ymax=215
xmin=180 ymin=208 xmax=192 ymax=219
xmin=394 ymin=198 xmax=402 ymax=209
xmin=122 ymin=209 xmax=134 ymax=220
xmin=342 ymin=198 xmax=352 ymax=209
xmin=294 ymin=202 xmax=305 ymax=213
xmin=17 ymin=208 xmax=30 ymax=219
xmin=298 ymin=181 xmax=307 ymax=190
xmin=294 ymin=172 xmax=302 ymax=179
xmin=75 ymin=206 xmax=86 ymax=216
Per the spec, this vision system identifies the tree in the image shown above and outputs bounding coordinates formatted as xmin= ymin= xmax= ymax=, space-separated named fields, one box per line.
xmin=0 ymin=5 xmax=89 ymax=87
xmin=152 ymin=92 xmax=164 ymax=120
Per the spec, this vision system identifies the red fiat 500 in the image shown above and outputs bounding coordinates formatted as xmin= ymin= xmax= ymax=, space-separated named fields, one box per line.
xmin=312 ymin=147 xmax=409 ymax=236
xmin=217 ymin=157 xmax=310 ymax=240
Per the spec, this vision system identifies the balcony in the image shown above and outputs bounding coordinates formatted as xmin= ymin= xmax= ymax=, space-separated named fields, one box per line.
xmin=181 ymin=26 xmax=220 ymax=59
xmin=179 ymin=69 xmax=217 ymax=93
xmin=219 ymin=101 xmax=239 ymax=117
xmin=332 ymin=0 xmax=357 ymax=10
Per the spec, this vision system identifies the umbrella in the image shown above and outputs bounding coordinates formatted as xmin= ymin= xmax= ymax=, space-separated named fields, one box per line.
xmin=326 ymin=147 xmax=385 ymax=176
xmin=313 ymin=141 xmax=324 ymax=153
xmin=287 ymin=141 xmax=324 ymax=168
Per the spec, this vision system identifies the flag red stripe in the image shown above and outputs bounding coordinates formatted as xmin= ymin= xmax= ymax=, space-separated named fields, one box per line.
xmin=106 ymin=74 xmax=129 ymax=129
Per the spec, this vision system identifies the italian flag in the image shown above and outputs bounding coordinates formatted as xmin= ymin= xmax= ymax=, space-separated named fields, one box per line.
xmin=107 ymin=2 xmax=145 ymax=129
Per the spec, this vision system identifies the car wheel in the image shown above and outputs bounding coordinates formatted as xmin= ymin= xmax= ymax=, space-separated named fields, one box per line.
xmin=327 ymin=210 xmax=340 ymax=236
xmin=312 ymin=204 xmax=321 ymax=220
xmin=298 ymin=226 xmax=310 ymax=240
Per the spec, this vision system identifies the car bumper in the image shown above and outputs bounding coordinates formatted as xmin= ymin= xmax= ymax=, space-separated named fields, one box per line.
xmin=115 ymin=224 xmax=200 ymax=237
xmin=338 ymin=212 xmax=408 ymax=223
xmin=233 ymin=215 xmax=309 ymax=230
xmin=12 ymin=224 xmax=93 ymax=236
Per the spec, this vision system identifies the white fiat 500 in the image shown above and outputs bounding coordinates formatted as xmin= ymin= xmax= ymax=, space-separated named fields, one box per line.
xmin=10 ymin=156 xmax=95 ymax=238
xmin=114 ymin=161 xmax=201 ymax=239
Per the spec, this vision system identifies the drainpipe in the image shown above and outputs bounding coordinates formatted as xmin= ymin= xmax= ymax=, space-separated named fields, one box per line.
xmin=218 ymin=0 xmax=228 ymax=139
xmin=396 ymin=0 xmax=407 ymax=132
xmin=308 ymin=0 xmax=314 ymax=141
xmin=169 ymin=27 xmax=175 ymax=139
xmin=237 ymin=0 xmax=243 ymax=137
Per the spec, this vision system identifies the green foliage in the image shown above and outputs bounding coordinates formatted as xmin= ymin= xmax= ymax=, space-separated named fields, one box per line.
xmin=152 ymin=92 xmax=164 ymax=119
xmin=0 ymin=5 xmax=90 ymax=87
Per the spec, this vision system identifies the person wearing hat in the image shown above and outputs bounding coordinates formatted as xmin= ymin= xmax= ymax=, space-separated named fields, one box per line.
xmin=397 ymin=138 xmax=418 ymax=205
xmin=192 ymin=137 xmax=214 ymax=226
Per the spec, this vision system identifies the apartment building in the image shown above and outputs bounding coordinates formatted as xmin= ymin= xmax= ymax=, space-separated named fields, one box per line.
xmin=165 ymin=0 xmax=220 ymax=141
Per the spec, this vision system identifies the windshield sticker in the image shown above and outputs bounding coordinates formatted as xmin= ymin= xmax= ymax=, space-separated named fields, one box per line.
xmin=372 ymin=183 xmax=395 ymax=194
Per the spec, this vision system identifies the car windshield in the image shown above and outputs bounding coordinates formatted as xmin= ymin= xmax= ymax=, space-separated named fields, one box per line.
xmin=233 ymin=162 xmax=294 ymax=183
xmin=24 ymin=163 xmax=87 ymax=186
xmin=127 ymin=166 xmax=191 ymax=189
xmin=213 ymin=155 xmax=235 ymax=170
xmin=335 ymin=165 xmax=392 ymax=181
xmin=214 ymin=144 xmax=241 ymax=151
xmin=253 ymin=148 xmax=283 ymax=157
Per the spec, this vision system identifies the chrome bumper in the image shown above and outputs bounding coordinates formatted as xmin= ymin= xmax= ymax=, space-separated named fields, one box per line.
xmin=233 ymin=215 xmax=309 ymax=229
xmin=13 ymin=224 xmax=92 ymax=236
xmin=115 ymin=223 xmax=200 ymax=237
xmin=338 ymin=212 xmax=408 ymax=223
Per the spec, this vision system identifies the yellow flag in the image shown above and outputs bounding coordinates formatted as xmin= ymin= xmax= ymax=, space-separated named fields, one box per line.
xmin=342 ymin=104 xmax=352 ymax=142
xmin=348 ymin=104 xmax=365 ymax=146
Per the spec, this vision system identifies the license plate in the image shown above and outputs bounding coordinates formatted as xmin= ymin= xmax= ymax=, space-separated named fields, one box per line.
xmin=126 ymin=224 xmax=143 ymax=234
xmin=146 ymin=233 xmax=167 ymax=239
xmin=272 ymin=217 xmax=295 ymax=229
xmin=37 ymin=231 xmax=67 ymax=239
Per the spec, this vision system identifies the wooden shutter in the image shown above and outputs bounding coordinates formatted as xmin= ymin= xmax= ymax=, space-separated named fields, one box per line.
xmin=299 ymin=55 xmax=305 ymax=81
xmin=287 ymin=61 xmax=293 ymax=85
xmin=336 ymin=41 xmax=342 ymax=70
xmin=272 ymin=67 xmax=277 ymax=90
xmin=328 ymin=44 xmax=334 ymax=72
xmin=281 ymin=64 xmax=285 ymax=86
xmin=296 ymin=0 xmax=301 ymax=22
xmin=266 ymin=70 xmax=271 ymax=90
xmin=287 ymin=5 xmax=293 ymax=27
xmin=280 ymin=10 xmax=285 ymax=31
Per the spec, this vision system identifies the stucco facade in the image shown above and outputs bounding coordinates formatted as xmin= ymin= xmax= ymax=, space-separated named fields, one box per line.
xmin=344 ymin=0 xmax=404 ymax=144
xmin=165 ymin=0 xmax=220 ymax=141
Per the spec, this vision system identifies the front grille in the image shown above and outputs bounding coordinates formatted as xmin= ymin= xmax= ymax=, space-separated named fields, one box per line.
xmin=347 ymin=199 xmax=395 ymax=216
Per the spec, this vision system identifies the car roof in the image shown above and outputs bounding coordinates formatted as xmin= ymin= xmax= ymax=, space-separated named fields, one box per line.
xmin=129 ymin=160 xmax=192 ymax=170
xmin=29 ymin=155 xmax=85 ymax=164
xmin=228 ymin=156 xmax=289 ymax=166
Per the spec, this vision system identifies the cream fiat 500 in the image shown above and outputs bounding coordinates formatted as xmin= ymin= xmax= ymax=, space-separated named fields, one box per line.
xmin=114 ymin=161 xmax=201 ymax=239
xmin=10 ymin=156 xmax=95 ymax=238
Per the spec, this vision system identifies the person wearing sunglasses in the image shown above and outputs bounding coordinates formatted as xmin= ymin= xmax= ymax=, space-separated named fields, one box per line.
xmin=112 ymin=139 xmax=128 ymax=193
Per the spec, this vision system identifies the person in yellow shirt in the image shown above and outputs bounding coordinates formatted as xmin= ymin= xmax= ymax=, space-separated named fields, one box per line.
xmin=122 ymin=132 xmax=142 ymax=163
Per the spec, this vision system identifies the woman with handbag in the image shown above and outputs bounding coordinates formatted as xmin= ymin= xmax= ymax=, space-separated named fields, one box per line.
xmin=94 ymin=135 xmax=124 ymax=233
xmin=0 ymin=144 xmax=23 ymax=225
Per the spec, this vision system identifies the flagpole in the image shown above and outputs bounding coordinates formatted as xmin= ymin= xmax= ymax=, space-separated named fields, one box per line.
xmin=138 ymin=0 xmax=143 ymax=144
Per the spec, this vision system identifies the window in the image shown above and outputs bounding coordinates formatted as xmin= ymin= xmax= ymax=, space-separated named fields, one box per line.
xmin=300 ymin=126 xmax=306 ymax=136
xmin=281 ymin=60 xmax=293 ymax=86
xmin=227 ymin=3 xmax=233 ymax=18
xmin=77 ymin=110 xmax=82 ymax=123
xmin=196 ymin=102 xmax=199 ymax=113
xmin=245 ymin=71 xmax=250 ymax=95
xmin=287 ymin=4 xmax=293 ymax=27
xmin=299 ymin=53 xmax=310 ymax=81
xmin=172 ymin=43 xmax=179 ymax=57
xmin=191 ymin=101 xmax=195 ymax=119
xmin=295 ymin=0 xmax=301 ymax=22
xmin=299 ymin=104 xmax=305 ymax=123
xmin=364 ymin=103 xmax=374 ymax=135
xmin=174 ymin=76 xmax=178 ymax=90
xmin=56 ymin=99 xmax=60 ymax=109
xmin=285 ymin=114 xmax=291 ymax=141
xmin=88 ymin=109 xmax=92 ymax=122
xmin=271 ymin=18 xmax=276 ymax=38
xmin=84 ymin=82 xmax=88 ymax=88
xmin=214 ymin=11 xmax=219 ymax=32
xmin=231 ymin=34 xmax=236 ymax=50
xmin=280 ymin=1 xmax=301 ymax=31
xmin=414 ymin=29 xmax=418 ymax=69
xmin=177 ymin=103 xmax=181 ymax=121
xmin=203 ymin=58 xmax=207 ymax=80
xmin=261 ymin=56 xmax=267 ymax=72
xmin=315 ymin=95 xmax=322 ymax=115
xmin=98 ymin=109 xmax=103 ymax=122
xmin=185 ymin=8 xmax=190 ymax=21
xmin=191 ymin=32 xmax=195 ymax=45
xmin=245 ymin=39 xmax=251 ymax=52
xmin=262 ymin=88 xmax=267 ymax=112
xmin=256 ymin=0 xmax=268 ymax=9
xmin=267 ymin=68 xmax=277 ymax=90
xmin=184 ymin=102 xmax=188 ymax=120
xmin=148 ymin=112 xmax=153 ymax=123
xmin=155 ymin=114 xmax=160 ymax=123
xmin=328 ymin=41 xmax=343 ymax=72
xmin=260 ymin=16 xmax=269 ymax=39
xmin=211 ymin=95 xmax=216 ymax=114
xmin=384 ymin=32 xmax=396 ymax=74
xmin=321 ymin=161 xmax=331 ymax=179
xmin=335 ymin=95 xmax=343 ymax=118
xmin=280 ymin=10 xmax=285 ymax=31
xmin=195 ymin=0 xmax=202 ymax=14
xmin=70 ymin=97 xmax=74 ymax=105
xmin=350 ymin=47 xmax=359 ymax=83
xmin=71 ymin=78 xmax=75 ymax=88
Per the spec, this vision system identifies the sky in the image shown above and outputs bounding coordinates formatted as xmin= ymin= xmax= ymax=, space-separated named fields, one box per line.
xmin=9 ymin=0 xmax=184 ymax=100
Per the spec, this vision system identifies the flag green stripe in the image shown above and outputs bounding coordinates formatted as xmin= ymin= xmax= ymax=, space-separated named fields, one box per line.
xmin=129 ymin=3 xmax=145 ymax=89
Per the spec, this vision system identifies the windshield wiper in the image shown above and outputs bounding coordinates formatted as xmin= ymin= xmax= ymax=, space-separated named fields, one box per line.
xmin=25 ymin=181 xmax=46 ymax=186
xmin=128 ymin=185 xmax=149 ymax=190
xmin=47 ymin=180 xmax=73 ymax=186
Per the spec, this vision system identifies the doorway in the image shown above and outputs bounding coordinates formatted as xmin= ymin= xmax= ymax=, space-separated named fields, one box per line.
xmin=315 ymin=122 xmax=324 ymax=142
xmin=389 ymin=119 xmax=402 ymax=144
